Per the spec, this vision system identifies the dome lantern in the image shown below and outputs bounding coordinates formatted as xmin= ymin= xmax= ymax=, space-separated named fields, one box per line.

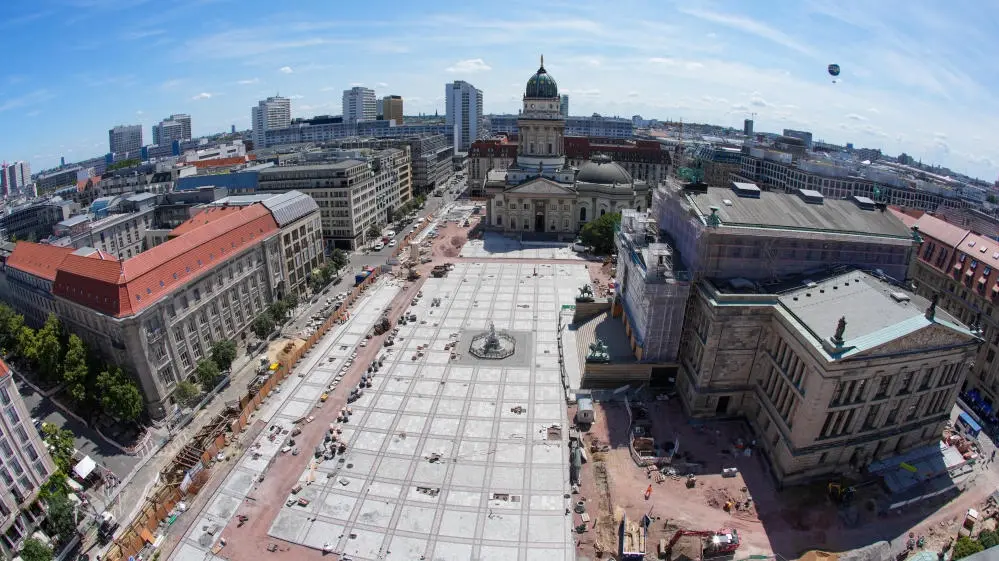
xmin=525 ymin=54 xmax=559 ymax=99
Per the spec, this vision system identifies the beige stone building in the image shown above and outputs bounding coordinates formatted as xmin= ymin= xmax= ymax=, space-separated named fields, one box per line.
xmin=677 ymin=269 xmax=980 ymax=484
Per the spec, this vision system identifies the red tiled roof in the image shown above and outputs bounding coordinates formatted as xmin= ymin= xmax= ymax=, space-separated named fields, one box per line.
xmin=53 ymin=204 xmax=278 ymax=317
xmin=6 ymin=242 xmax=75 ymax=281
xmin=188 ymin=155 xmax=257 ymax=169
xmin=912 ymin=213 xmax=971 ymax=248
xmin=0 ymin=358 xmax=8 ymax=380
xmin=889 ymin=208 xmax=919 ymax=228
xmin=169 ymin=206 xmax=245 ymax=238
xmin=77 ymin=176 xmax=100 ymax=192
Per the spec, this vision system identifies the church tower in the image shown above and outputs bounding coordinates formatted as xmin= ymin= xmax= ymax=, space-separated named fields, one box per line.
xmin=516 ymin=56 xmax=566 ymax=171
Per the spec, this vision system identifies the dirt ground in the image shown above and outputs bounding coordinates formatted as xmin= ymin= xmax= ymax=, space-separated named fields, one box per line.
xmin=572 ymin=399 xmax=999 ymax=560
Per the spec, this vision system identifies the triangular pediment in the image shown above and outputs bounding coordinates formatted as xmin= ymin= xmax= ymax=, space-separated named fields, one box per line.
xmin=847 ymin=322 xmax=978 ymax=359
xmin=505 ymin=178 xmax=576 ymax=195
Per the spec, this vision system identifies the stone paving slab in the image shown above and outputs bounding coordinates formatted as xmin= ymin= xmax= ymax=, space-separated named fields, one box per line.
xmin=261 ymin=262 xmax=588 ymax=560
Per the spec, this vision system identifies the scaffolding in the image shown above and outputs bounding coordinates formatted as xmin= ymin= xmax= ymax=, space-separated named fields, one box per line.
xmin=616 ymin=208 xmax=692 ymax=362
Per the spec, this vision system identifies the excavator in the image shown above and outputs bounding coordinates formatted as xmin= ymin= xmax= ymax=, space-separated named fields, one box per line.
xmin=664 ymin=528 xmax=741 ymax=559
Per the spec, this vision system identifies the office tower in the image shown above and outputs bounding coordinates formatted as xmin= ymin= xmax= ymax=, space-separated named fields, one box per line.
xmin=153 ymin=114 xmax=192 ymax=145
xmin=560 ymin=94 xmax=569 ymax=117
xmin=251 ymin=96 xmax=291 ymax=148
xmin=1 ymin=161 xmax=31 ymax=196
xmin=109 ymin=124 xmax=143 ymax=155
xmin=382 ymin=95 xmax=403 ymax=125
xmin=342 ymin=87 xmax=377 ymax=123
xmin=445 ymin=81 xmax=483 ymax=152
xmin=744 ymin=118 xmax=754 ymax=137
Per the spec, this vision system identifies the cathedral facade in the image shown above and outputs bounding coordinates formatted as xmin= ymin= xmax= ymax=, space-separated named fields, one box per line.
xmin=484 ymin=58 xmax=648 ymax=237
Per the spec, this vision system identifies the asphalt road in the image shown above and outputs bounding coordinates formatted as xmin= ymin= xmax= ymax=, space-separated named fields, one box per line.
xmin=15 ymin=377 xmax=140 ymax=479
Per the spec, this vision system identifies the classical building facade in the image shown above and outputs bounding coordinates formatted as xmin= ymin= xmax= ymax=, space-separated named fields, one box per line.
xmin=677 ymin=270 xmax=979 ymax=484
xmin=483 ymin=59 xmax=647 ymax=237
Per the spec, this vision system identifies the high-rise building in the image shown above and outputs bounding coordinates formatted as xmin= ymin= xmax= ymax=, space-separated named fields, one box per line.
xmin=743 ymin=118 xmax=754 ymax=136
xmin=251 ymin=96 xmax=291 ymax=148
xmin=0 ymin=358 xmax=56 ymax=557
xmin=783 ymin=128 xmax=813 ymax=150
xmin=342 ymin=87 xmax=377 ymax=123
xmin=1 ymin=161 xmax=31 ymax=197
xmin=560 ymin=94 xmax=569 ymax=117
xmin=109 ymin=124 xmax=143 ymax=156
xmin=382 ymin=95 xmax=403 ymax=125
xmin=445 ymin=80 xmax=483 ymax=152
xmin=153 ymin=114 xmax=192 ymax=145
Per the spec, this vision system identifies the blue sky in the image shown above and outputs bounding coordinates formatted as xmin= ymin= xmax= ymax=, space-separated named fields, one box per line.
xmin=2 ymin=0 xmax=998 ymax=180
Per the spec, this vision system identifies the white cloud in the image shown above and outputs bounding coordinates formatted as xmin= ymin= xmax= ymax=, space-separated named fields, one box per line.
xmin=279 ymin=66 xmax=293 ymax=74
xmin=846 ymin=113 xmax=867 ymax=121
xmin=566 ymin=88 xmax=600 ymax=97
xmin=679 ymin=7 xmax=814 ymax=56
xmin=136 ymin=110 xmax=144 ymax=115
xmin=376 ymin=82 xmax=389 ymax=88
xmin=238 ymin=78 xmax=260 ymax=85
xmin=191 ymin=92 xmax=213 ymax=100
xmin=288 ymin=94 xmax=304 ymax=99
xmin=749 ymin=95 xmax=770 ymax=108
xmin=445 ymin=58 xmax=491 ymax=73
xmin=627 ymin=91 xmax=640 ymax=98
xmin=867 ymin=107 xmax=880 ymax=114
xmin=349 ymin=82 xmax=364 ymax=87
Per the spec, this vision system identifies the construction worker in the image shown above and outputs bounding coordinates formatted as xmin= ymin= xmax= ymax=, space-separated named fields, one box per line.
xmin=645 ymin=484 xmax=653 ymax=500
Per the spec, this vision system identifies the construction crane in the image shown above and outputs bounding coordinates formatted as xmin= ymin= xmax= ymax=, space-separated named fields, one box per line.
xmin=665 ymin=528 xmax=741 ymax=559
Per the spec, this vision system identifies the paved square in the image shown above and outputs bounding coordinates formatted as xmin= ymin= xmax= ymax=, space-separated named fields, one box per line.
xmin=266 ymin=262 xmax=588 ymax=560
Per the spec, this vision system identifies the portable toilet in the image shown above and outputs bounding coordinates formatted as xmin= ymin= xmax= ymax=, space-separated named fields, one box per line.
xmin=576 ymin=397 xmax=595 ymax=424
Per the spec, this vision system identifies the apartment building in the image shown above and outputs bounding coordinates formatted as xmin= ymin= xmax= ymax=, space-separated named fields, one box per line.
xmin=1 ymin=242 xmax=74 ymax=327
xmin=51 ymin=194 xmax=155 ymax=259
xmin=382 ymin=95 xmax=403 ymax=125
xmin=47 ymin=204 xmax=284 ymax=419
xmin=445 ymin=81 xmax=484 ymax=151
xmin=36 ymin=167 xmax=81 ymax=194
xmin=736 ymin=148 xmax=966 ymax=212
xmin=109 ymin=124 xmax=143 ymax=156
xmin=677 ymin=269 xmax=979 ymax=485
xmin=321 ymin=135 xmax=453 ymax=195
xmin=196 ymin=192 xmax=324 ymax=294
xmin=1 ymin=162 xmax=31 ymax=197
xmin=0 ymin=359 xmax=56 ymax=557
xmin=0 ymin=199 xmax=74 ymax=242
xmin=342 ymin=87 xmax=377 ymax=123
xmin=893 ymin=210 xmax=999 ymax=405
xmin=260 ymin=117 xmax=449 ymax=149
xmin=487 ymin=114 xmax=634 ymax=139
xmin=251 ymin=96 xmax=291 ymax=149
xmin=256 ymin=149 xmax=411 ymax=250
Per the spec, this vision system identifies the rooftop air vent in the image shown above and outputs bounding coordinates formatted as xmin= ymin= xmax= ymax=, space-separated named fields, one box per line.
xmin=731 ymin=182 xmax=762 ymax=199
xmin=889 ymin=292 xmax=911 ymax=303
xmin=803 ymin=280 xmax=818 ymax=288
xmin=798 ymin=189 xmax=825 ymax=205
xmin=851 ymin=195 xmax=876 ymax=210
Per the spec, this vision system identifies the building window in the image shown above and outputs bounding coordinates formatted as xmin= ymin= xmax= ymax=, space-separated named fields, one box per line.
xmin=580 ymin=207 xmax=587 ymax=221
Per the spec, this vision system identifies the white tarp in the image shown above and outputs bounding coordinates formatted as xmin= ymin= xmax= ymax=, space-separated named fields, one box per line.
xmin=73 ymin=456 xmax=96 ymax=479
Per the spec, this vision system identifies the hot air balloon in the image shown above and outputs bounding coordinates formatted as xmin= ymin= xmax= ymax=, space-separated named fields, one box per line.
xmin=828 ymin=64 xmax=841 ymax=77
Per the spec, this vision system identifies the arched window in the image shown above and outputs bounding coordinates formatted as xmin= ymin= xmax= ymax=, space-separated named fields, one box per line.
xmin=580 ymin=207 xmax=587 ymax=221
xmin=496 ymin=216 xmax=502 ymax=226
xmin=601 ymin=209 xmax=606 ymax=217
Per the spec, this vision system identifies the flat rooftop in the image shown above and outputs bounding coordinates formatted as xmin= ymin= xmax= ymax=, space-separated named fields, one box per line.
xmin=686 ymin=184 xmax=914 ymax=238
xmin=777 ymin=270 xmax=970 ymax=354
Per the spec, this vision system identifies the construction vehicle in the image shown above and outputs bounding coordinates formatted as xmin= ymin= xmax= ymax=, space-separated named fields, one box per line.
xmin=665 ymin=528 xmax=740 ymax=559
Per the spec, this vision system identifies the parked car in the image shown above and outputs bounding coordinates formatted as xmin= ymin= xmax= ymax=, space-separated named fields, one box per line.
xmin=388 ymin=239 xmax=397 ymax=247
xmin=374 ymin=242 xmax=384 ymax=251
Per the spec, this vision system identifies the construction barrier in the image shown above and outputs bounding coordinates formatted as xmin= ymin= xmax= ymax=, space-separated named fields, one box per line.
xmin=102 ymin=268 xmax=385 ymax=561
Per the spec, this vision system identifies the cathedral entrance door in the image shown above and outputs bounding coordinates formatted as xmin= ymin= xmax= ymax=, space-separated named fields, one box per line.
xmin=535 ymin=212 xmax=545 ymax=232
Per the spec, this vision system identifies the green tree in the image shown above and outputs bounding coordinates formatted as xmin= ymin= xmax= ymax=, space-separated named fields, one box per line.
xmin=579 ymin=211 xmax=621 ymax=255
xmin=0 ymin=304 xmax=23 ymax=351
xmin=979 ymin=530 xmax=999 ymax=549
xmin=989 ymin=194 xmax=998 ymax=205
xmin=283 ymin=292 xmax=299 ymax=310
xmin=62 ymin=335 xmax=89 ymax=403
xmin=331 ymin=249 xmax=349 ymax=270
xmin=366 ymin=223 xmax=382 ymax=242
xmin=209 ymin=340 xmax=237 ymax=372
xmin=173 ymin=380 xmax=201 ymax=408
xmin=96 ymin=367 xmax=143 ymax=422
xmin=38 ymin=472 xmax=70 ymax=502
xmin=252 ymin=312 xmax=275 ymax=339
xmin=955 ymin=536 xmax=985 ymax=560
xmin=195 ymin=359 xmax=220 ymax=388
xmin=268 ymin=299 xmax=289 ymax=322
xmin=20 ymin=537 xmax=53 ymax=561
xmin=35 ymin=314 xmax=62 ymax=381
xmin=17 ymin=325 xmax=38 ymax=363
xmin=43 ymin=492 xmax=77 ymax=542
xmin=41 ymin=423 xmax=75 ymax=474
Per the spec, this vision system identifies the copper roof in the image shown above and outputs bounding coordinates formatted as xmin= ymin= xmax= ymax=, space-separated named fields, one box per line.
xmin=54 ymin=204 xmax=278 ymax=317
xmin=6 ymin=242 xmax=75 ymax=281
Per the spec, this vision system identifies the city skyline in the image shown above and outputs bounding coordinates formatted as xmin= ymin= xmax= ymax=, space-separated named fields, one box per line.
xmin=0 ymin=0 xmax=995 ymax=179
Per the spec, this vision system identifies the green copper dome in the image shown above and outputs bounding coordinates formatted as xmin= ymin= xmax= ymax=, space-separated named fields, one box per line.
xmin=526 ymin=56 xmax=558 ymax=98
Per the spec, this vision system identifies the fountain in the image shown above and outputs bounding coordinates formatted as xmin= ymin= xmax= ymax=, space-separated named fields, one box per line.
xmin=469 ymin=321 xmax=516 ymax=359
